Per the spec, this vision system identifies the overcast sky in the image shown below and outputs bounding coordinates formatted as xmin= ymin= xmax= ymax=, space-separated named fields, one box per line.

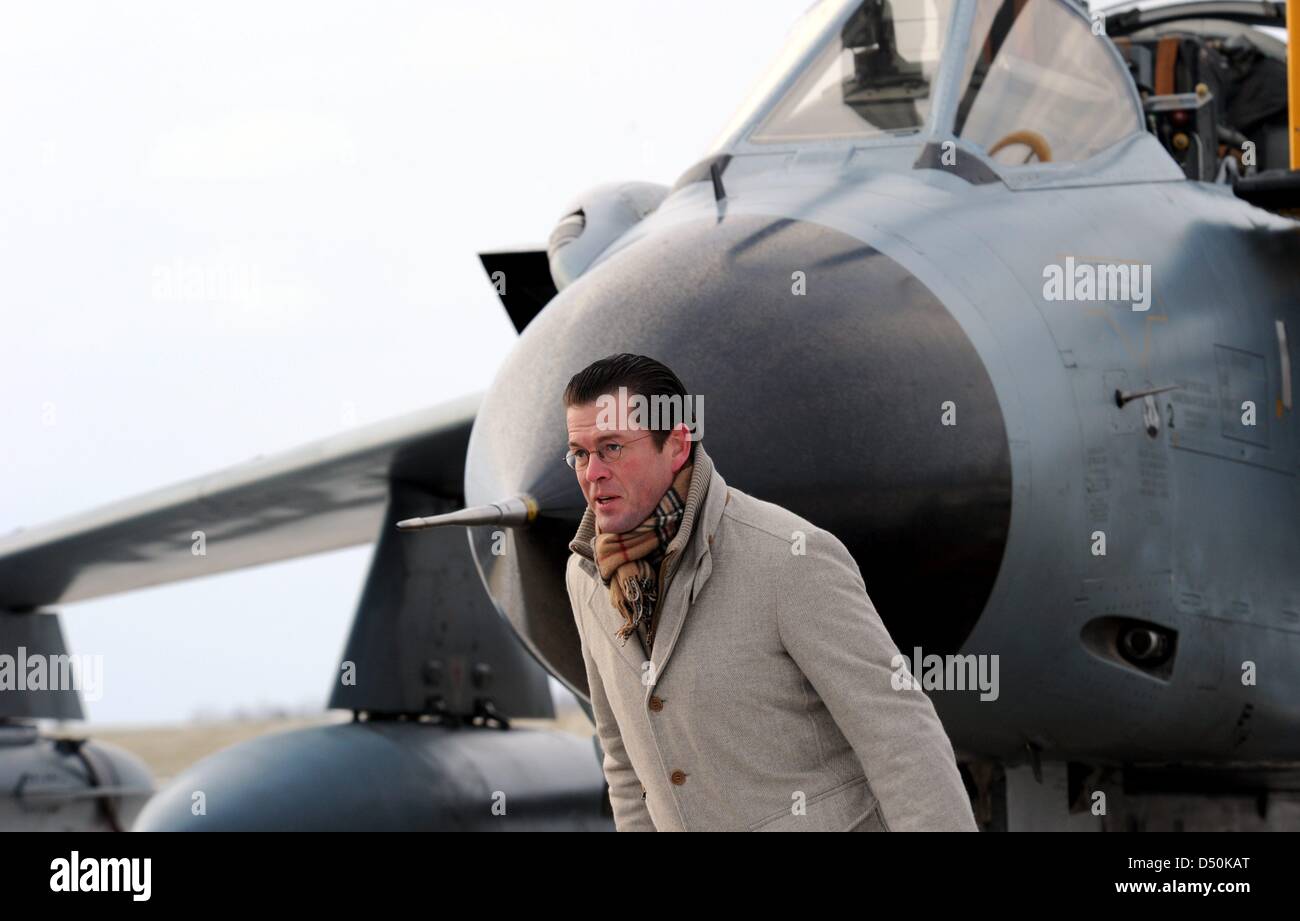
xmin=1 ymin=0 xmax=815 ymax=725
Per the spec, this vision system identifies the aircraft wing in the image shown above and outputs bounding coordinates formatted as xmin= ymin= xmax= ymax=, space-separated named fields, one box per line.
xmin=0 ymin=392 xmax=481 ymax=610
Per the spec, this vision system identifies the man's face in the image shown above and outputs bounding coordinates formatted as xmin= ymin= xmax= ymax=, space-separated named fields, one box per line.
xmin=566 ymin=398 xmax=690 ymax=534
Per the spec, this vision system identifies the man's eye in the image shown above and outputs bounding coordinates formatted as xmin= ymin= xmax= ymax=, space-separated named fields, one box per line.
xmin=575 ymin=450 xmax=588 ymax=460
xmin=605 ymin=443 xmax=623 ymax=456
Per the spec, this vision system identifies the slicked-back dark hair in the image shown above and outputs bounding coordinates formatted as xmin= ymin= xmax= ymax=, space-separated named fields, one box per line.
xmin=563 ymin=353 xmax=695 ymax=455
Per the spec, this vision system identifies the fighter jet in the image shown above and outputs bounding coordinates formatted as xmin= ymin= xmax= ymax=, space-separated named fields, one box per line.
xmin=3 ymin=0 xmax=1299 ymax=831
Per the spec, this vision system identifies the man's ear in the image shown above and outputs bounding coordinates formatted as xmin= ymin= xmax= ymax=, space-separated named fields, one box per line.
xmin=669 ymin=422 xmax=692 ymax=473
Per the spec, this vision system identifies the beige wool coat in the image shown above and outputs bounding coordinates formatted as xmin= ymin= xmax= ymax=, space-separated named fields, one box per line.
xmin=566 ymin=442 xmax=978 ymax=831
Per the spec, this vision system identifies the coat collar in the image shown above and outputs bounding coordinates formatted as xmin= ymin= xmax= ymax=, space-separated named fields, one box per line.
xmin=569 ymin=442 xmax=730 ymax=685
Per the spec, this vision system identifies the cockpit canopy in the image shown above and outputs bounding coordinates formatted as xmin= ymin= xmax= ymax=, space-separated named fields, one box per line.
xmin=715 ymin=0 xmax=1144 ymax=167
xmin=749 ymin=0 xmax=952 ymax=143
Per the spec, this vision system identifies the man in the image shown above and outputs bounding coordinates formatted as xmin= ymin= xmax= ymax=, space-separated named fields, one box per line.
xmin=563 ymin=353 xmax=978 ymax=831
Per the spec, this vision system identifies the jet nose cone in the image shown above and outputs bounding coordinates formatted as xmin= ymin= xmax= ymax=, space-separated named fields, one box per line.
xmin=466 ymin=213 xmax=1011 ymax=699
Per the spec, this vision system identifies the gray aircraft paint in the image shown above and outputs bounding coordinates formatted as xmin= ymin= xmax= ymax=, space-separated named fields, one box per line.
xmin=469 ymin=0 xmax=1300 ymax=765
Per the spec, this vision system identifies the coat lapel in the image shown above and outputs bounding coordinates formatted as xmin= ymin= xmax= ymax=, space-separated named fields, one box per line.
xmin=645 ymin=467 xmax=729 ymax=691
xmin=580 ymin=567 xmax=656 ymax=678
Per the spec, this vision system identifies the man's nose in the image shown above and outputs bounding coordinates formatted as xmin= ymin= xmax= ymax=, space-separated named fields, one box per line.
xmin=583 ymin=455 xmax=612 ymax=483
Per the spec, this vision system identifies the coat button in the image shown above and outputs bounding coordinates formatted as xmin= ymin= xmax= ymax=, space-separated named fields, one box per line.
xmin=670 ymin=770 xmax=687 ymax=785
xmin=648 ymin=695 xmax=663 ymax=712
xmin=707 ymin=534 xmax=713 ymax=546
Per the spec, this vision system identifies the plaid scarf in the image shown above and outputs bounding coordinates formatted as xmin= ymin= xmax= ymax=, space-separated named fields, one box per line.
xmin=592 ymin=461 xmax=694 ymax=650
